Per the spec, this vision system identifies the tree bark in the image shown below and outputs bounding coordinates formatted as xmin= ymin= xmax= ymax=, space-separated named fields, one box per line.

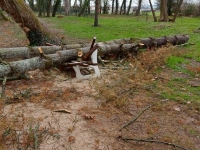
xmin=149 ymin=0 xmax=157 ymax=22
xmin=46 ymin=0 xmax=52 ymax=17
xmin=52 ymin=0 xmax=61 ymax=17
xmin=172 ymin=0 xmax=183 ymax=22
xmin=127 ymin=0 xmax=133 ymax=15
xmin=0 ymin=0 xmax=61 ymax=46
xmin=94 ymin=0 xmax=99 ymax=26
xmin=111 ymin=0 xmax=115 ymax=14
xmin=160 ymin=0 xmax=168 ymax=21
xmin=135 ymin=0 xmax=142 ymax=16
xmin=64 ymin=0 xmax=70 ymax=16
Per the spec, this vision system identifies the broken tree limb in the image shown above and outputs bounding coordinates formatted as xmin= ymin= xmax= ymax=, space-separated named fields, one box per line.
xmin=119 ymin=104 xmax=153 ymax=131
xmin=121 ymin=138 xmax=189 ymax=150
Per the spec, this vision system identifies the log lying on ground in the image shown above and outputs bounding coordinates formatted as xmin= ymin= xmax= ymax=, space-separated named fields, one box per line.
xmin=0 ymin=35 xmax=190 ymax=78
xmin=0 ymin=35 xmax=189 ymax=59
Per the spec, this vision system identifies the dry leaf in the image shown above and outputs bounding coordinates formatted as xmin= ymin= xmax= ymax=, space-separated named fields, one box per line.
xmin=68 ymin=136 xmax=75 ymax=143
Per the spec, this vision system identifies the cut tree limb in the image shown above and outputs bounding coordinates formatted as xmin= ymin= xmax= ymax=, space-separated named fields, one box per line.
xmin=0 ymin=35 xmax=190 ymax=78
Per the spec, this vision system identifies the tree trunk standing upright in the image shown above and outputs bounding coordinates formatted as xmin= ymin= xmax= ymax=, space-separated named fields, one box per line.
xmin=120 ymin=0 xmax=125 ymax=14
xmin=160 ymin=0 xmax=168 ymax=21
xmin=0 ymin=0 xmax=61 ymax=46
xmin=172 ymin=0 xmax=183 ymax=22
xmin=94 ymin=0 xmax=99 ymax=26
xmin=123 ymin=0 xmax=126 ymax=14
xmin=46 ymin=0 xmax=52 ymax=17
xmin=149 ymin=0 xmax=157 ymax=22
xmin=115 ymin=0 xmax=119 ymax=14
xmin=37 ymin=0 xmax=43 ymax=17
xmin=111 ymin=0 xmax=115 ymax=14
xmin=135 ymin=0 xmax=142 ymax=16
xmin=64 ymin=0 xmax=70 ymax=16
xmin=78 ymin=0 xmax=89 ymax=16
xmin=167 ymin=0 xmax=173 ymax=16
xmin=52 ymin=0 xmax=61 ymax=17
xmin=127 ymin=0 xmax=133 ymax=15
xmin=120 ymin=0 xmax=126 ymax=14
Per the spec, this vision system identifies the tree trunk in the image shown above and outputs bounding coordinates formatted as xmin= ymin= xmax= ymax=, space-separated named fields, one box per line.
xmin=64 ymin=0 xmax=70 ymax=16
xmin=52 ymin=0 xmax=61 ymax=17
xmin=120 ymin=0 xmax=124 ymax=14
xmin=0 ymin=35 xmax=190 ymax=78
xmin=127 ymin=0 xmax=133 ymax=15
xmin=46 ymin=0 xmax=52 ymax=17
xmin=78 ymin=0 xmax=89 ymax=17
xmin=160 ymin=0 xmax=168 ymax=21
xmin=0 ymin=0 xmax=61 ymax=46
xmin=172 ymin=0 xmax=183 ymax=22
xmin=135 ymin=0 xmax=142 ymax=16
xmin=115 ymin=0 xmax=119 ymax=14
xmin=149 ymin=0 xmax=157 ymax=22
xmin=94 ymin=0 xmax=99 ymax=26
xmin=111 ymin=0 xmax=115 ymax=14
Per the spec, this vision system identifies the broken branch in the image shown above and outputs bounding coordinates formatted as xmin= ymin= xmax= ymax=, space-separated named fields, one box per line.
xmin=122 ymin=138 xmax=189 ymax=150
xmin=119 ymin=104 xmax=153 ymax=131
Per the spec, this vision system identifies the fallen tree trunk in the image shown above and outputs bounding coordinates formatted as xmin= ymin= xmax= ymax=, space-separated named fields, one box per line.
xmin=0 ymin=35 xmax=190 ymax=78
xmin=0 ymin=35 xmax=189 ymax=59
xmin=0 ymin=44 xmax=91 ymax=59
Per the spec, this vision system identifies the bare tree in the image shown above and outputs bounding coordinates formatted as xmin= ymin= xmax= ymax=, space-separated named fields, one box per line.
xmin=115 ymin=0 xmax=119 ymax=14
xmin=94 ymin=0 xmax=99 ymax=26
xmin=46 ymin=0 xmax=52 ymax=17
xmin=127 ymin=0 xmax=133 ymax=15
xmin=172 ymin=0 xmax=183 ymax=22
xmin=160 ymin=0 xmax=168 ymax=21
xmin=120 ymin=0 xmax=126 ymax=14
xmin=135 ymin=0 xmax=142 ymax=16
xmin=149 ymin=0 xmax=157 ymax=22
xmin=64 ymin=0 xmax=70 ymax=15
xmin=111 ymin=0 xmax=115 ymax=14
xmin=52 ymin=0 xmax=61 ymax=17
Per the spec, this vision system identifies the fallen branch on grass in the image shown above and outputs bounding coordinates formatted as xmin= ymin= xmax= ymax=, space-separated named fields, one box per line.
xmin=119 ymin=104 xmax=153 ymax=131
xmin=122 ymin=138 xmax=189 ymax=150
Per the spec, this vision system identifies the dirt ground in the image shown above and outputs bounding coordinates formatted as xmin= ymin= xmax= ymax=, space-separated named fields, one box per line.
xmin=0 ymin=20 xmax=199 ymax=150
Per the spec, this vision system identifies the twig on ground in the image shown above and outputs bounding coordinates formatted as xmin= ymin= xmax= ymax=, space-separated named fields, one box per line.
xmin=119 ymin=104 xmax=153 ymax=131
xmin=34 ymin=123 xmax=39 ymax=150
xmin=122 ymin=138 xmax=189 ymax=150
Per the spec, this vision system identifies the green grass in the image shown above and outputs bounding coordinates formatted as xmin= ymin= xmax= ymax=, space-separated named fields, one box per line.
xmin=43 ymin=15 xmax=200 ymax=60
xmin=161 ymin=78 xmax=200 ymax=102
